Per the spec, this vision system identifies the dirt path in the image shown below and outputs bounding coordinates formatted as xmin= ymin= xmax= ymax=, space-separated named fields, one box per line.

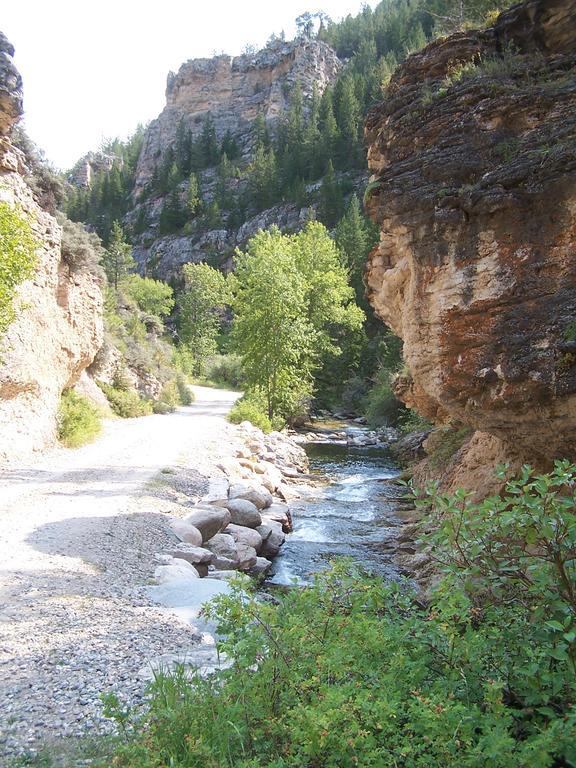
xmin=0 ymin=386 xmax=239 ymax=761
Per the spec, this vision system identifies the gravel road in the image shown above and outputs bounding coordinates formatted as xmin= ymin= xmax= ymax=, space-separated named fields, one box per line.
xmin=0 ymin=385 xmax=239 ymax=762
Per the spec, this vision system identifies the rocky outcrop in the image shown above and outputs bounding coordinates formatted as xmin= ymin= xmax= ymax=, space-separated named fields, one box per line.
xmin=125 ymin=38 xmax=343 ymax=280
xmin=134 ymin=38 xmax=340 ymax=194
xmin=364 ymin=0 xmax=576 ymax=492
xmin=70 ymin=151 xmax=121 ymax=187
xmin=0 ymin=36 xmax=104 ymax=463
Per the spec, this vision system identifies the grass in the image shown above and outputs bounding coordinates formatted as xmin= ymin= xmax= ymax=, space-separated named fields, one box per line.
xmin=57 ymin=390 xmax=102 ymax=448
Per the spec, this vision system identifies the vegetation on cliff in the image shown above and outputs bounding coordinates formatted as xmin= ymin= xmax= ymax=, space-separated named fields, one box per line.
xmin=0 ymin=201 xmax=37 ymax=341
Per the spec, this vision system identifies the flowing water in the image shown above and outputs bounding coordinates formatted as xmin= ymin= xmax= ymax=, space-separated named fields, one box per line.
xmin=269 ymin=439 xmax=405 ymax=586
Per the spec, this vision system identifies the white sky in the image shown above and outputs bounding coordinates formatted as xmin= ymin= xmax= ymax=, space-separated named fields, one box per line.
xmin=3 ymin=0 xmax=378 ymax=170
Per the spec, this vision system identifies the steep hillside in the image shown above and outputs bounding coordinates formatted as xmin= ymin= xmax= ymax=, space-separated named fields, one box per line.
xmin=364 ymin=0 xmax=576 ymax=492
xmin=0 ymin=34 xmax=104 ymax=462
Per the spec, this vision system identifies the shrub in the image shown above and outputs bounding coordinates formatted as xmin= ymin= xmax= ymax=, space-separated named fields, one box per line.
xmin=176 ymin=373 xmax=194 ymax=405
xmin=227 ymin=396 xmax=273 ymax=433
xmin=57 ymin=390 xmax=102 ymax=448
xmin=96 ymin=381 xmax=152 ymax=418
xmin=0 ymin=201 xmax=37 ymax=339
xmin=120 ymin=274 xmax=174 ymax=318
xmin=152 ymin=400 xmax=174 ymax=415
xmin=58 ymin=214 xmax=106 ymax=278
xmin=97 ymin=464 xmax=576 ymax=768
xmin=158 ymin=380 xmax=180 ymax=409
xmin=205 ymin=354 xmax=244 ymax=389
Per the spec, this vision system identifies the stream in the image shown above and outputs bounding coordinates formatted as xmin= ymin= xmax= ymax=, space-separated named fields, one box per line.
xmin=269 ymin=438 xmax=405 ymax=586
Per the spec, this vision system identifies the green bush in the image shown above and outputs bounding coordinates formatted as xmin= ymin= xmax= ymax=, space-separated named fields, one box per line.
xmin=0 ymin=201 xmax=37 ymax=339
xmin=204 ymin=354 xmax=245 ymax=389
xmin=97 ymin=463 xmax=576 ymax=768
xmin=227 ymin=396 xmax=273 ymax=433
xmin=176 ymin=373 xmax=194 ymax=405
xmin=57 ymin=390 xmax=102 ymax=448
xmin=152 ymin=400 xmax=174 ymax=415
xmin=96 ymin=381 xmax=152 ymax=418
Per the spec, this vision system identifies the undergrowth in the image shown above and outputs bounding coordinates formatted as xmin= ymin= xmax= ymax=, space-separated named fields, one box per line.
xmin=96 ymin=381 xmax=152 ymax=418
xmin=57 ymin=390 xmax=102 ymax=448
xmin=97 ymin=462 xmax=576 ymax=768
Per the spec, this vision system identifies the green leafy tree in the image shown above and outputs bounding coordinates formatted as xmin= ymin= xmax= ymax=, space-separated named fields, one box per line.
xmin=101 ymin=220 xmax=135 ymax=289
xmin=231 ymin=223 xmax=363 ymax=422
xmin=179 ymin=263 xmax=228 ymax=374
xmin=121 ymin=274 xmax=174 ymax=318
xmin=0 ymin=202 xmax=37 ymax=339
xmin=231 ymin=228 xmax=314 ymax=421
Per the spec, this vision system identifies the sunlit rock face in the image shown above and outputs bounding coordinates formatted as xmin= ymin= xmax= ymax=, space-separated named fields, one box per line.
xmin=364 ymin=0 xmax=576 ymax=490
xmin=134 ymin=39 xmax=341 ymax=194
xmin=0 ymin=34 xmax=103 ymax=463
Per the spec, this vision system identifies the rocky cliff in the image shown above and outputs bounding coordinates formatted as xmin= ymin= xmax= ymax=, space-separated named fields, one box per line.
xmin=134 ymin=38 xmax=340 ymax=193
xmin=126 ymin=38 xmax=344 ymax=280
xmin=364 ymin=0 xmax=576 ymax=492
xmin=0 ymin=34 xmax=104 ymax=463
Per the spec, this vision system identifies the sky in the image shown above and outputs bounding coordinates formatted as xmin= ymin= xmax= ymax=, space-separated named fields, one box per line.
xmin=3 ymin=0 xmax=378 ymax=171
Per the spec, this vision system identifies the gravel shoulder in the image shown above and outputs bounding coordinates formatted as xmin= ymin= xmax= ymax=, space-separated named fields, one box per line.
xmin=0 ymin=386 xmax=239 ymax=762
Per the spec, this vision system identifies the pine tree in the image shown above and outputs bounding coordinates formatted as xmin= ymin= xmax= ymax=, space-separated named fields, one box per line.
xmin=318 ymin=160 xmax=344 ymax=228
xmin=159 ymin=189 xmax=186 ymax=235
xmin=102 ymin=221 xmax=136 ymax=289
xmin=335 ymin=195 xmax=371 ymax=302
xmin=200 ymin=114 xmax=219 ymax=167
xmin=187 ymin=173 xmax=202 ymax=216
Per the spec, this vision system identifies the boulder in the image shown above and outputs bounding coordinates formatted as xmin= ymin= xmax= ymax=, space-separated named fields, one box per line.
xmin=172 ymin=544 xmax=213 ymax=566
xmin=154 ymin=560 xmax=200 ymax=583
xmin=185 ymin=506 xmax=231 ymax=543
xmin=224 ymin=498 xmax=262 ymax=528
xmin=259 ymin=461 xmax=283 ymax=491
xmin=249 ymin=557 xmax=273 ymax=576
xmin=207 ymin=570 xmax=251 ymax=582
xmin=225 ymin=523 xmax=263 ymax=551
xmin=257 ymin=521 xmax=285 ymax=558
xmin=204 ymin=533 xmax=239 ymax=569
xmin=236 ymin=544 xmax=258 ymax=570
xmin=170 ymin=519 xmax=203 ymax=547
xmin=265 ymin=502 xmax=292 ymax=532
xmin=228 ymin=482 xmax=273 ymax=510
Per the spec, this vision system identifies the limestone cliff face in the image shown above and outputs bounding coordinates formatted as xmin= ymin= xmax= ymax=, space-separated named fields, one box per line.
xmin=0 ymin=35 xmax=104 ymax=463
xmin=364 ymin=0 xmax=576 ymax=491
xmin=135 ymin=38 xmax=340 ymax=194
xmin=127 ymin=38 xmax=342 ymax=279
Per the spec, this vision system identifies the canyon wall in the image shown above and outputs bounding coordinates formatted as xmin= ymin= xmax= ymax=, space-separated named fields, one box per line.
xmin=134 ymin=38 xmax=340 ymax=193
xmin=364 ymin=0 xmax=576 ymax=492
xmin=0 ymin=34 xmax=104 ymax=463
